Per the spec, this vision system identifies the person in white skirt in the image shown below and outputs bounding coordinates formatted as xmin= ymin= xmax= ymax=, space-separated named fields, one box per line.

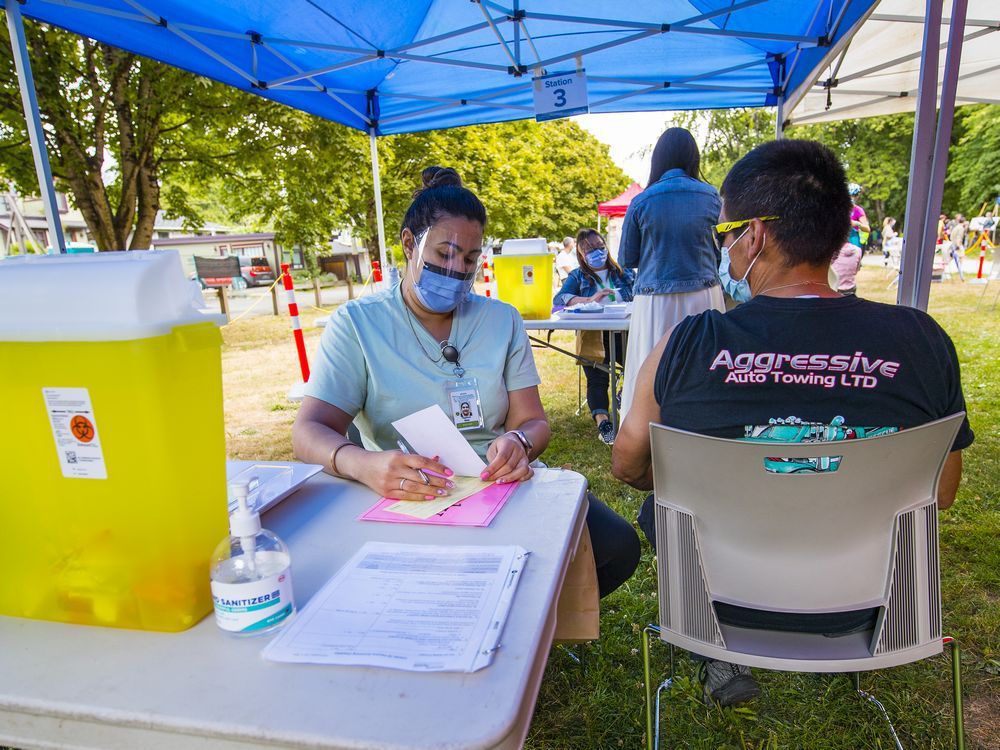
xmin=617 ymin=128 xmax=724 ymax=420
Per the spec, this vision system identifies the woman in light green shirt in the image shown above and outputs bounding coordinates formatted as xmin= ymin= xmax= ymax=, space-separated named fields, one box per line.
xmin=293 ymin=166 xmax=639 ymax=597
xmin=294 ymin=165 xmax=547 ymax=497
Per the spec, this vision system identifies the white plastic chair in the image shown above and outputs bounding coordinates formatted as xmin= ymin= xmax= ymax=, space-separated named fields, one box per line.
xmin=640 ymin=413 xmax=967 ymax=750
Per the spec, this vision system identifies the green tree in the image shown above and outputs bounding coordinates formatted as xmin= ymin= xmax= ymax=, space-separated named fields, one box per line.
xmin=220 ymin=116 xmax=629 ymax=262
xmin=674 ymin=108 xmax=920 ymax=224
xmin=947 ymin=104 xmax=1000 ymax=214
xmin=674 ymin=108 xmax=776 ymax=187
xmin=791 ymin=113 xmax=915 ymax=224
xmin=363 ymin=119 xmax=629 ymax=251
xmin=213 ymin=110 xmax=367 ymax=253
xmin=0 ymin=19 xmax=277 ymax=250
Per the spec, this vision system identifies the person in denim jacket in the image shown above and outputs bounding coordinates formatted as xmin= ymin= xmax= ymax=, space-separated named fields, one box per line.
xmin=617 ymin=128 xmax=724 ymax=420
xmin=553 ymin=228 xmax=634 ymax=444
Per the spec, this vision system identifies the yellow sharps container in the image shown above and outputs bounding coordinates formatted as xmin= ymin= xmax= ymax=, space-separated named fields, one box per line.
xmin=0 ymin=250 xmax=228 ymax=631
xmin=493 ymin=238 xmax=554 ymax=320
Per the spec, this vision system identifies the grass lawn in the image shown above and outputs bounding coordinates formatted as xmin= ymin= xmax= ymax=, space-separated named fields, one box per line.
xmin=221 ymin=265 xmax=999 ymax=749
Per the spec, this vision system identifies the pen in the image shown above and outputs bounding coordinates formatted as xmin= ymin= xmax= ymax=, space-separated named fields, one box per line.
xmin=396 ymin=440 xmax=431 ymax=485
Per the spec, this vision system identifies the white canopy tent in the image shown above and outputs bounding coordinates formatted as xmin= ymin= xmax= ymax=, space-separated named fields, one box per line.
xmin=787 ymin=0 xmax=999 ymax=125
xmin=780 ymin=0 xmax=988 ymax=309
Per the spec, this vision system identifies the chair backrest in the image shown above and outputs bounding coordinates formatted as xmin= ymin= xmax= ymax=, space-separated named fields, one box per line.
xmin=649 ymin=414 xmax=963 ymax=662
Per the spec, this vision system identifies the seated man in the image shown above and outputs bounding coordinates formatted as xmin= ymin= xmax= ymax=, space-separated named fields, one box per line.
xmin=612 ymin=139 xmax=974 ymax=707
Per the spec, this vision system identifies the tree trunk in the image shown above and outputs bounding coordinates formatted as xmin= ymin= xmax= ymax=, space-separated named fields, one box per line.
xmin=65 ymin=171 xmax=118 ymax=250
xmin=130 ymin=153 xmax=160 ymax=250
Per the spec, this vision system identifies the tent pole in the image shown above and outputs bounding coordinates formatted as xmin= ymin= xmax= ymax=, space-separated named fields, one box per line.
xmin=369 ymin=128 xmax=388 ymax=286
xmin=911 ymin=0 xmax=968 ymax=311
xmin=775 ymin=96 xmax=785 ymax=139
xmin=5 ymin=0 xmax=66 ymax=253
xmin=898 ymin=0 xmax=944 ymax=309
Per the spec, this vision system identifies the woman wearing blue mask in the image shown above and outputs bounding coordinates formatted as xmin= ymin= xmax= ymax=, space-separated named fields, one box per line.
xmin=294 ymin=168 xmax=640 ymax=598
xmin=553 ymin=229 xmax=635 ymax=444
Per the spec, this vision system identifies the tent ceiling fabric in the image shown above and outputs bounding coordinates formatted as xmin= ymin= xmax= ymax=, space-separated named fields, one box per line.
xmin=18 ymin=0 xmax=875 ymax=135
xmin=788 ymin=0 xmax=1000 ymax=125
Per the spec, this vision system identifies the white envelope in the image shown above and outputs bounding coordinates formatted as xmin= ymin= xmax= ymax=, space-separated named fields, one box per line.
xmin=392 ymin=404 xmax=487 ymax=477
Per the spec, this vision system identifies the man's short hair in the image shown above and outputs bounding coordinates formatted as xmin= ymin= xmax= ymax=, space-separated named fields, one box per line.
xmin=562 ymin=237 xmax=574 ymax=247
xmin=721 ymin=140 xmax=851 ymax=267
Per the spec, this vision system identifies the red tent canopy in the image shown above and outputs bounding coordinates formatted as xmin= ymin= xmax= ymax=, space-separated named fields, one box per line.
xmin=598 ymin=183 xmax=643 ymax=217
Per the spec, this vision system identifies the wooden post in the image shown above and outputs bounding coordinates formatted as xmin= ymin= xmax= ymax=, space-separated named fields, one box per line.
xmin=217 ymin=286 xmax=230 ymax=320
xmin=313 ymin=277 xmax=322 ymax=308
xmin=346 ymin=270 xmax=354 ymax=300
xmin=271 ymin=284 xmax=280 ymax=315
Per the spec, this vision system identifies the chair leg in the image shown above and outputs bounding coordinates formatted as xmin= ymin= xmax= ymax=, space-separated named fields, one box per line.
xmin=641 ymin=624 xmax=677 ymax=750
xmin=944 ymin=636 xmax=965 ymax=750
xmin=575 ymin=366 xmax=583 ymax=416
xmin=852 ymin=673 xmax=905 ymax=750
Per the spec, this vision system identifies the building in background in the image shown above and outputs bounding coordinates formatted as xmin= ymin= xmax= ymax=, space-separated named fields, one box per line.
xmin=2 ymin=191 xmax=371 ymax=284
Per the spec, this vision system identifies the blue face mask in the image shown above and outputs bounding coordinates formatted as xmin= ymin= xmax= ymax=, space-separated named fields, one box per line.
xmin=585 ymin=248 xmax=608 ymax=268
xmin=718 ymin=227 xmax=758 ymax=303
xmin=409 ymin=232 xmax=476 ymax=313
xmin=412 ymin=260 xmax=475 ymax=313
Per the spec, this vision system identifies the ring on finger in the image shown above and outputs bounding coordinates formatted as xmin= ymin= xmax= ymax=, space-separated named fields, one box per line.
xmin=399 ymin=478 xmax=406 ymax=490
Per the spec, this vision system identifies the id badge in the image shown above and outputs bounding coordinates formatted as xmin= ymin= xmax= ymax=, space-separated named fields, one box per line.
xmin=446 ymin=378 xmax=484 ymax=431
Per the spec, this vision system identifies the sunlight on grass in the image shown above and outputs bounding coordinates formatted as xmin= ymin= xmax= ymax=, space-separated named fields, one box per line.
xmin=221 ymin=267 xmax=999 ymax=749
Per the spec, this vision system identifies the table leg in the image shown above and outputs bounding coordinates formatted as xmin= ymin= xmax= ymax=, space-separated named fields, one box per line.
xmin=609 ymin=332 xmax=618 ymax=430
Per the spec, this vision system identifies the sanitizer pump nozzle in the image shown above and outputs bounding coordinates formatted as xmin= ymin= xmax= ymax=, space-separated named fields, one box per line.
xmin=228 ymin=481 xmax=260 ymax=579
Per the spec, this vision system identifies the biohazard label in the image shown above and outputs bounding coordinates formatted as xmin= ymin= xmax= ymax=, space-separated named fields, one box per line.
xmin=43 ymin=387 xmax=107 ymax=479
xmin=522 ymin=265 xmax=534 ymax=285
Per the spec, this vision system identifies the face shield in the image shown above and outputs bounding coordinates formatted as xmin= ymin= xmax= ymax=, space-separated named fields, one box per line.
xmin=406 ymin=228 xmax=481 ymax=314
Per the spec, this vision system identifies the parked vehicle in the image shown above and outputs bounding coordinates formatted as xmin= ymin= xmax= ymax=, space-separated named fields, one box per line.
xmin=238 ymin=256 xmax=276 ymax=288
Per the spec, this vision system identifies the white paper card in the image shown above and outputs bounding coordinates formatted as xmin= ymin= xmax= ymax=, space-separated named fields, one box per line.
xmin=43 ymin=387 xmax=107 ymax=479
xmin=392 ymin=404 xmax=486 ymax=477
xmin=262 ymin=542 xmax=528 ymax=672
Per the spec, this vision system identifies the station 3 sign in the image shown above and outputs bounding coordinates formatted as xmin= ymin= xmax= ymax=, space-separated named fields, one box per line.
xmin=532 ymin=70 xmax=589 ymax=122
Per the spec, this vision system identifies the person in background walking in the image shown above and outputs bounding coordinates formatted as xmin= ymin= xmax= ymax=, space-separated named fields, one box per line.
xmin=948 ymin=214 xmax=968 ymax=281
xmin=847 ymin=183 xmax=869 ymax=251
xmin=881 ymin=216 xmax=899 ymax=267
xmin=617 ymin=127 xmax=723 ymax=420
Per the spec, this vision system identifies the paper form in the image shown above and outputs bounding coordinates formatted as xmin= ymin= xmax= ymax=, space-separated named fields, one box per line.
xmin=384 ymin=476 xmax=493 ymax=519
xmin=262 ymin=542 xmax=528 ymax=672
xmin=392 ymin=405 xmax=487 ymax=477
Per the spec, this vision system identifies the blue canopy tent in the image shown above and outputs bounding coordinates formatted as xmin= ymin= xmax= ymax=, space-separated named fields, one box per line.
xmin=3 ymin=0 xmax=969 ymax=309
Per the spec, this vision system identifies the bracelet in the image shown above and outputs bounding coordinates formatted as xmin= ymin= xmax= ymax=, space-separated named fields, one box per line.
xmin=503 ymin=429 xmax=533 ymax=456
xmin=329 ymin=442 xmax=356 ymax=477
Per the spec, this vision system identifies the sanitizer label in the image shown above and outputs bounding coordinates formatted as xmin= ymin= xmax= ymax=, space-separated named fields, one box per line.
xmin=211 ymin=568 xmax=294 ymax=633
xmin=43 ymin=387 xmax=107 ymax=479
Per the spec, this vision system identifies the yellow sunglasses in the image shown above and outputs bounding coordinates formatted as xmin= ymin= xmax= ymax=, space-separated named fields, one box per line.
xmin=714 ymin=216 xmax=780 ymax=235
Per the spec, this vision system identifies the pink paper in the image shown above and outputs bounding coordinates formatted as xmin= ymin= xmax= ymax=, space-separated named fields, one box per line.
xmin=359 ymin=481 xmax=519 ymax=527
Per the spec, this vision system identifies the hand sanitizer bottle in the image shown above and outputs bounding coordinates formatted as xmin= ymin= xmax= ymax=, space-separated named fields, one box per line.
xmin=210 ymin=481 xmax=295 ymax=636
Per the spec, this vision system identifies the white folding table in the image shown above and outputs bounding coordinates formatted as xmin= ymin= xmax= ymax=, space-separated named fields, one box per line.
xmin=522 ymin=315 xmax=630 ymax=428
xmin=0 ymin=468 xmax=588 ymax=750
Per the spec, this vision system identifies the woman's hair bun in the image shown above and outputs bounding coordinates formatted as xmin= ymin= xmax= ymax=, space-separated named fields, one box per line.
xmin=401 ymin=165 xmax=486 ymax=239
xmin=415 ymin=166 xmax=463 ymax=197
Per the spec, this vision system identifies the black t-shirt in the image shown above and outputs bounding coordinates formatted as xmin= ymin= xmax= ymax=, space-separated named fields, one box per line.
xmin=655 ymin=295 xmax=974 ymax=453
xmin=651 ymin=295 xmax=973 ymax=635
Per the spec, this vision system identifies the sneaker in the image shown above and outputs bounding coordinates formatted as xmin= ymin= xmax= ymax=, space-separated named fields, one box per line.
xmin=698 ymin=660 xmax=761 ymax=707
xmin=597 ymin=419 xmax=615 ymax=445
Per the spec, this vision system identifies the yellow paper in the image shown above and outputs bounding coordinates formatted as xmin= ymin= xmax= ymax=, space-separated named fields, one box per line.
xmin=386 ymin=476 xmax=493 ymax=519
